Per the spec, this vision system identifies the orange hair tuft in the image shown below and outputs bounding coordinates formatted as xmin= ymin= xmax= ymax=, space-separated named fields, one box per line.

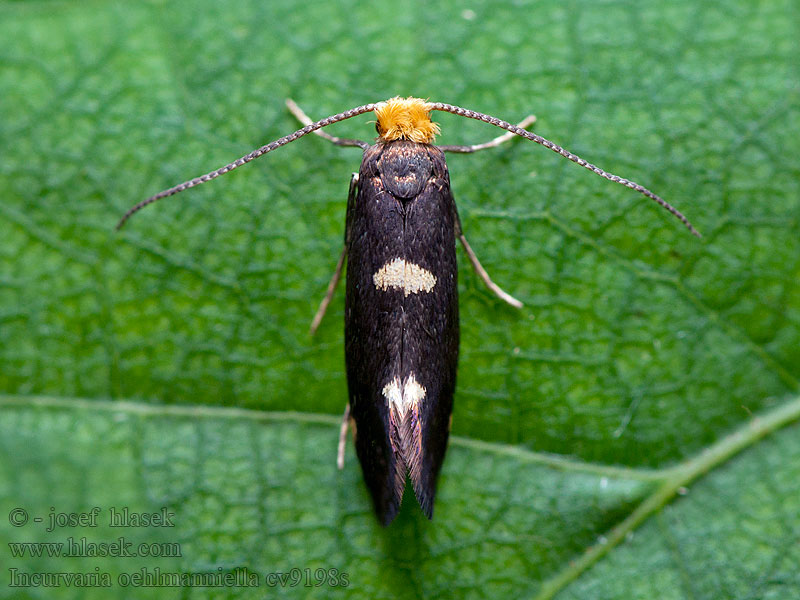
xmin=374 ymin=97 xmax=440 ymax=144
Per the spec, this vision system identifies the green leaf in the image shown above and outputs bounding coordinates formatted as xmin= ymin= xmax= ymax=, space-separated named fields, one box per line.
xmin=2 ymin=396 xmax=799 ymax=599
xmin=1 ymin=0 xmax=798 ymax=598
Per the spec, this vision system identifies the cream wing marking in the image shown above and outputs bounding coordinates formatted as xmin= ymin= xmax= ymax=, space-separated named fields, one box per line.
xmin=373 ymin=258 xmax=436 ymax=296
xmin=382 ymin=373 xmax=427 ymax=418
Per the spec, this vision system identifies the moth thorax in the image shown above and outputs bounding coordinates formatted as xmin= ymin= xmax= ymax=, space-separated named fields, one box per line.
xmin=374 ymin=97 xmax=440 ymax=144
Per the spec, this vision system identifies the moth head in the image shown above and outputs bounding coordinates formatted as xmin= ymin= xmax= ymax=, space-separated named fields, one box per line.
xmin=374 ymin=97 xmax=440 ymax=144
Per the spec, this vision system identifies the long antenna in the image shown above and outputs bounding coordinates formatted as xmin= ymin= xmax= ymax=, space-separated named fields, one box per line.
xmin=116 ymin=102 xmax=378 ymax=230
xmin=429 ymin=102 xmax=701 ymax=237
xmin=119 ymin=98 xmax=699 ymax=237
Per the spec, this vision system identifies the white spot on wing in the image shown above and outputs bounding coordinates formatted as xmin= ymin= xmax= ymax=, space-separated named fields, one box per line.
xmin=382 ymin=373 xmax=427 ymax=417
xmin=402 ymin=374 xmax=426 ymax=407
xmin=373 ymin=258 xmax=436 ymax=296
xmin=382 ymin=378 xmax=403 ymax=413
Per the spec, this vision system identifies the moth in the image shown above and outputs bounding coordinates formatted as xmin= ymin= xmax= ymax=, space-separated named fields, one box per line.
xmin=117 ymin=97 xmax=699 ymax=525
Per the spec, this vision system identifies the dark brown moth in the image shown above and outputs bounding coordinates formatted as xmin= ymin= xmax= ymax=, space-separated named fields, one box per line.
xmin=117 ymin=97 xmax=699 ymax=525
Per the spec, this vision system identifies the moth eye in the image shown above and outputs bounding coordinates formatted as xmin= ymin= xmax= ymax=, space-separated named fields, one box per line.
xmin=375 ymin=123 xmax=382 ymax=135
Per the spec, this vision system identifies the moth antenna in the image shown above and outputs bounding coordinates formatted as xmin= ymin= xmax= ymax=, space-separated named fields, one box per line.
xmin=429 ymin=103 xmax=701 ymax=237
xmin=116 ymin=102 xmax=379 ymax=230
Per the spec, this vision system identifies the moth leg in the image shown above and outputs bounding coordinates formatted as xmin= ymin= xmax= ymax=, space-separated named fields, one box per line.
xmin=439 ymin=115 xmax=537 ymax=153
xmin=454 ymin=211 xmax=523 ymax=308
xmin=286 ymin=99 xmax=370 ymax=149
xmin=458 ymin=232 xmax=523 ymax=308
xmin=309 ymin=245 xmax=346 ymax=335
xmin=337 ymin=403 xmax=351 ymax=470
xmin=309 ymin=173 xmax=358 ymax=335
